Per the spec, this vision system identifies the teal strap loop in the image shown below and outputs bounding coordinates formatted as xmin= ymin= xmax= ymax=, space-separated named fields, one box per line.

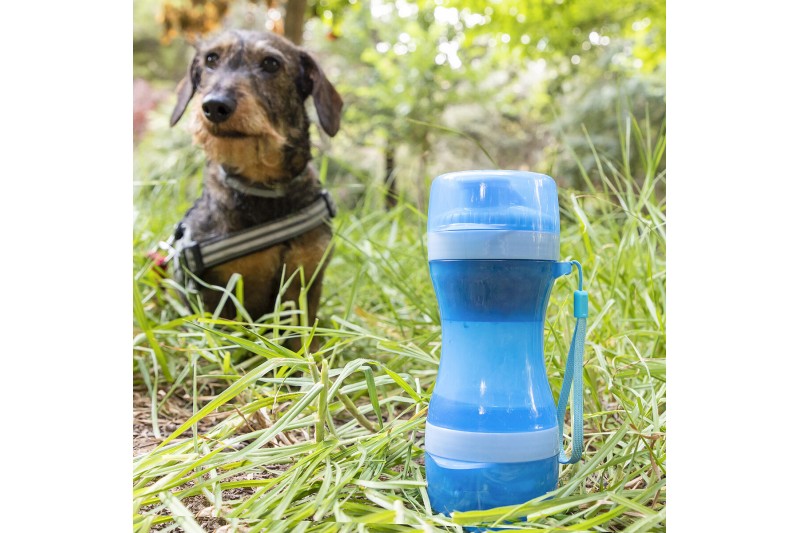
xmin=557 ymin=261 xmax=587 ymax=465
xmin=571 ymin=260 xmax=584 ymax=291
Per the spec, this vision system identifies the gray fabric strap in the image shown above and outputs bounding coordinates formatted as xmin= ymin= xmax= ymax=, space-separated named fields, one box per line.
xmin=176 ymin=190 xmax=336 ymax=275
xmin=221 ymin=166 xmax=308 ymax=199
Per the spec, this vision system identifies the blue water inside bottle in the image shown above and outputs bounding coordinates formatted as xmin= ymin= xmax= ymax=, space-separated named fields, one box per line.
xmin=424 ymin=170 xmax=567 ymax=516
xmin=425 ymin=259 xmax=566 ymax=514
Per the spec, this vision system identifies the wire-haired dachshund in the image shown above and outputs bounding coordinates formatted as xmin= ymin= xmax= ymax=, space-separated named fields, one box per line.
xmin=168 ymin=29 xmax=343 ymax=334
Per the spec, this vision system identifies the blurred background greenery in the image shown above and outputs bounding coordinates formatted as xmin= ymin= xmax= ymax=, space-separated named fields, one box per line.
xmin=133 ymin=0 xmax=665 ymax=209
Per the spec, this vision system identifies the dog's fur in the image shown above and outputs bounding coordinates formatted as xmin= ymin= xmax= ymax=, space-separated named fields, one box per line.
xmin=169 ymin=29 xmax=342 ymax=326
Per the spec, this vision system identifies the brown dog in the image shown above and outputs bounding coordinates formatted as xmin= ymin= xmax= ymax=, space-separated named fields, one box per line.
xmin=168 ymin=29 xmax=342 ymax=329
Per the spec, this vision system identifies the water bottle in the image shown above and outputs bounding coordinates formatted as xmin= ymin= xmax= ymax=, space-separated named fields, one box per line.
xmin=424 ymin=170 xmax=587 ymax=515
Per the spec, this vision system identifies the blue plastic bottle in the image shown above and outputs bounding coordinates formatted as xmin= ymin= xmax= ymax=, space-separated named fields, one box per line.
xmin=425 ymin=170 xmax=572 ymax=515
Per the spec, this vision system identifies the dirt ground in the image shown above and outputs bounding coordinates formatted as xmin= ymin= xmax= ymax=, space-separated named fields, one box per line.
xmin=133 ymin=386 xmax=225 ymax=457
xmin=133 ymin=383 xmax=310 ymax=531
xmin=134 ymin=385 xmax=269 ymax=532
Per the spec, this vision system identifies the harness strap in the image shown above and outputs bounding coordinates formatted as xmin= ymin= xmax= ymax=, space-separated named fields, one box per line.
xmin=175 ymin=190 xmax=336 ymax=276
xmin=221 ymin=166 xmax=309 ymax=199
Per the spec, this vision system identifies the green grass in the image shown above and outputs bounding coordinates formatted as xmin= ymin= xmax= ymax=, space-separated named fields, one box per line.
xmin=133 ymin=105 xmax=666 ymax=532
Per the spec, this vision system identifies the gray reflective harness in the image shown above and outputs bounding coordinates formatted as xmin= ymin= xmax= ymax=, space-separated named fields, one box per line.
xmin=172 ymin=170 xmax=336 ymax=283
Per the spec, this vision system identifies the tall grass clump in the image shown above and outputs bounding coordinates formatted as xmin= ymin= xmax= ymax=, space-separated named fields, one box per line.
xmin=133 ymin=103 xmax=665 ymax=531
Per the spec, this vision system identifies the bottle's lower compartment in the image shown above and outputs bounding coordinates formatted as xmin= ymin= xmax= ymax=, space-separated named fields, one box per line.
xmin=425 ymin=451 xmax=559 ymax=515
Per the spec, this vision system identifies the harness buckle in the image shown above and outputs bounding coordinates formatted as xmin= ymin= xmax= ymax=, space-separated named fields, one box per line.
xmin=321 ymin=189 xmax=338 ymax=218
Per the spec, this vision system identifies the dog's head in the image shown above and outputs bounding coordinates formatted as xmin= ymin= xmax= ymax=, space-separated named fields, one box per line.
xmin=170 ymin=30 xmax=343 ymax=181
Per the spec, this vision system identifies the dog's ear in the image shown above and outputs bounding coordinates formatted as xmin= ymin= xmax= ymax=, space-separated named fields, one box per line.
xmin=298 ymin=51 xmax=343 ymax=137
xmin=170 ymin=52 xmax=201 ymax=127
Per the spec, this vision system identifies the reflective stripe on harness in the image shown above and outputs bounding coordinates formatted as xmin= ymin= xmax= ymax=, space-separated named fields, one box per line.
xmin=174 ymin=189 xmax=337 ymax=276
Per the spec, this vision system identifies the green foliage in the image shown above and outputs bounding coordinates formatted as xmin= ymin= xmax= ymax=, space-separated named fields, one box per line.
xmin=550 ymin=66 xmax=665 ymax=188
xmin=304 ymin=0 xmax=665 ymax=197
xmin=135 ymin=0 xmax=666 ymax=194
xmin=134 ymin=0 xmax=194 ymax=83
xmin=307 ymin=1 xmax=507 ymax=203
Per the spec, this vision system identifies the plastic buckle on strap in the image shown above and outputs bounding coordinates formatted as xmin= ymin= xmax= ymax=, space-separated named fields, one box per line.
xmin=574 ymin=290 xmax=588 ymax=318
xmin=321 ymin=189 xmax=337 ymax=218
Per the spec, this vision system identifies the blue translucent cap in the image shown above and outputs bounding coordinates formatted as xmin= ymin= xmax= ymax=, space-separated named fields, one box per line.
xmin=427 ymin=170 xmax=561 ymax=260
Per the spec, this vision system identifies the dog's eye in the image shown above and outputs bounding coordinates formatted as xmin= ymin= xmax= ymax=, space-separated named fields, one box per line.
xmin=262 ymin=56 xmax=281 ymax=73
xmin=205 ymin=52 xmax=220 ymax=69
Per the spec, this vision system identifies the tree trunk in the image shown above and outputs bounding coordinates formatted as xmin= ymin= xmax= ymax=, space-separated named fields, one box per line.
xmin=284 ymin=0 xmax=307 ymax=45
xmin=416 ymin=133 xmax=430 ymax=211
xmin=384 ymin=143 xmax=397 ymax=210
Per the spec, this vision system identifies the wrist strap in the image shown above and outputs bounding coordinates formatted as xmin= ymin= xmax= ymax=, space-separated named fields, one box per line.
xmin=556 ymin=260 xmax=587 ymax=465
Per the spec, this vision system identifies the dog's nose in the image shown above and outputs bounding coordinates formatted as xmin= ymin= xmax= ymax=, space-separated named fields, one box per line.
xmin=202 ymin=95 xmax=237 ymax=123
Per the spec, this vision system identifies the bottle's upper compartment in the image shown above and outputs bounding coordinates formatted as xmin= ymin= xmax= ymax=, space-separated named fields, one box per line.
xmin=428 ymin=171 xmax=560 ymax=234
xmin=427 ymin=171 xmax=561 ymax=261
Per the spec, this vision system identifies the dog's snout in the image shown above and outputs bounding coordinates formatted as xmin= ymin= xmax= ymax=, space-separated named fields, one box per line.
xmin=202 ymin=94 xmax=237 ymax=124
